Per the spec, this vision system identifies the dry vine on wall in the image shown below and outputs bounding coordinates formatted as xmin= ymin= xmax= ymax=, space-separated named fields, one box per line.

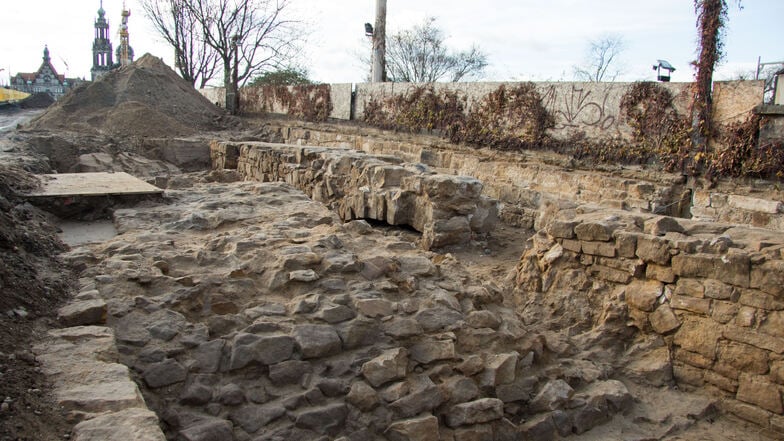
xmin=242 ymin=84 xmax=333 ymax=122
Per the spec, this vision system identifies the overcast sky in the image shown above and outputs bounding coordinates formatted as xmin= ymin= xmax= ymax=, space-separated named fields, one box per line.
xmin=2 ymin=0 xmax=782 ymax=86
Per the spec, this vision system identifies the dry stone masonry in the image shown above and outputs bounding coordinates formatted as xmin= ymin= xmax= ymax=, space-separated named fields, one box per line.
xmin=211 ymin=141 xmax=499 ymax=250
xmin=515 ymin=205 xmax=784 ymax=432
xmin=51 ymin=176 xmax=722 ymax=441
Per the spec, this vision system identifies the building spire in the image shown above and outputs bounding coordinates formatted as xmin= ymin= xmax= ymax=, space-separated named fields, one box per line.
xmin=43 ymin=45 xmax=50 ymax=63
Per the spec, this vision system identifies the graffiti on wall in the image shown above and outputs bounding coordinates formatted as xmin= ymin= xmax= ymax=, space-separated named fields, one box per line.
xmin=541 ymin=84 xmax=617 ymax=131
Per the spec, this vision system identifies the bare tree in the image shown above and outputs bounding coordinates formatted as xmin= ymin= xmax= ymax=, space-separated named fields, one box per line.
xmin=573 ymin=34 xmax=625 ymax=82
xmin=187 ymin=0 xmax=304 ymax=114
xmin=140 ymin=0 xmax=220 ymax=88
xmin=385 ymin=17 xmax=488 ymax=83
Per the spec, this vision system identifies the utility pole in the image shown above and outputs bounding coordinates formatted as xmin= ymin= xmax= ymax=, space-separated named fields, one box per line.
xmin=371 ymin=0 xmax=386 ymax=82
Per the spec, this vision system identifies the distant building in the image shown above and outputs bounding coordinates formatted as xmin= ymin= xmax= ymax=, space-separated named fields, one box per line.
xmin=9 ymin=46 xmax=81 ymax=100
xmin=91 ymin=1 xmax=135 ymax=80
xmin=91 ymin=1 xmax=114 ymax=80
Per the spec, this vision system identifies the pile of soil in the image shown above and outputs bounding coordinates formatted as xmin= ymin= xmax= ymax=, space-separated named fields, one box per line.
xmin=19 ymin=93 xmax=55 ymax=110
xmin=0 ymin=165 xmax=75 ymax=440
xmin=27 ymin=54 xmax=228 ymax=138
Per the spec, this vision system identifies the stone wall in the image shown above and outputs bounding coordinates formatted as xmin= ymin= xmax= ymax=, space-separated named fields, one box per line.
xmin=211 ymin=141 xmax=498 ymax=250
xmin=514 ymin=206 xmax=784 ymax=431
xmin=261 ymin=121 xmax=784 ymax=233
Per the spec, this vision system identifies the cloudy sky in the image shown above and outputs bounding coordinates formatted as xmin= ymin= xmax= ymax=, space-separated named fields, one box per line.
xmin=2 ymin=0 xmax=782 ymax=86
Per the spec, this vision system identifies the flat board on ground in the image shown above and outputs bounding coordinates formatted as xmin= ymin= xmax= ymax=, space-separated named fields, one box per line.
xmin=22 ymin=172 xmax=163 ymax=197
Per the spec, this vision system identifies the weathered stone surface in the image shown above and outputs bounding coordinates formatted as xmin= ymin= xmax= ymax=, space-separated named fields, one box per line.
xmin=347 ymin=381 xmax=379 ymax=411
xmin=574 ymin=222 xmax=614 ymax=242
xmin=361 ymin=348 xmax=409 ymax=387
xmin=644 ymin=216 xmax=684 ymax=236
xmin=385 ymin=415 xmax=440 ymax=441
xmin=389 ymin=375 xmax=444 ymax=418
xmin=519 ymin=413 xmax=556 ymax=441
xmin=672 ymin=253 xmax=750 ymax=288
xmin=292 ymin=324 xmax=342 ymax=359
xmin=581 ymin=241 xmax=616 ymax=257
xmin=453 ymin=424 xmax=494 ymax=441
xmin=143 ymin=358 xmax=187 ymax=388
xmin=751 ymin=260 xmax=784 ymax=297
xmin=415 ymin=307 xmax=464 ymax=332
xmin=466 ymin=310 xmax=501 ymax=329
xmin=190 ymin=340 xmax=225 ymax=373
xmin=229 ymin=404 xmax=286 ymax=433
xmin=57 ymin=381 xmax=146 ymax=414
xmin=383 ymin=317 xmax=424 ymax=338
xmin=529 ymin=379 xmax=574 ymax=412
xmin=445 ymin=398 xmax=504 ymax=428
xmin=229 ymin=333 xmax=294 ymax=370
xmin=58 ymin=299 xmax=107 ymax=327
xmin=724 ymin=325 xmax=784 ymax=354
xmin=178 ymin=418 xmax=234 ymax=441
xmin=355 ymin=298 xmax=395 ymax=317
xmin=316 ymin=304 xmax=356 ymax=323
xmin=294 ymin=402 xmax=348 ymax=435
xmin=216 ymin=383 xmax=245 ymax=406
xmin=442 ymin=376 xmax=480 ymax=404
xmin=410 ymin=339 xmax=456 ymax=364
xmin=673 ymin=318 xmax=721 ymax=359
xmin=719 ymin=342 xmax=769 ymax=375
xmin=72 ymin=408 xmax=166 ymax=441
xmin=625 ymin=347 xmax=673 ymax=387
xmin=626 ymin=280 xmax=663 ymax=312
xmin=269 ymin=360 xmax=312 ymax=384
xmin=478 ymin=352 xmax=518 ymax=388
xmin=670 ymin=295 xmax=711 ymax=315
xmin=635 ymin=235 xmax=671 ymax=265
xmin=736 ymin=374 xmax=783 ymax=414
xmin=650 ymin=304 xmax=681 ymax=334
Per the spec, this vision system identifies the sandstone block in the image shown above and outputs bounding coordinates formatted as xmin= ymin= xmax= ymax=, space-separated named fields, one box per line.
xmin=445 ymin=398 xmax=504 ymax=428
xmin=672 ymin=253 xmax=750 ymax=288
xmin=722 ymin=399 xmax=772 ymax=426
xmin=478 ymin=352 xmax=519 ymax=388
xmin=58 ymin=299 xmax=107 ymax=327
xmin=704 ymin=370 xmax=738 ymax=393
xmin=646 ymin=264 xmax=675 ymax=283
xmin=670 ymin=295 xmax=711 ymax=315
xmin=229 ymin=404 xmax=286 ymax=433
xmin=736 ymin=306 xmax=757 ymax=327
xmin=739 ymin=289 xmax=784 ymax=311
xmin=58 ymin=380 xmax=145 ymax=414
xmin=389 ymin=375 xmax=444 ymax=418
xmin=703 ymin=279 xmax=735 ymax=300
xmin=529 ymin=379 xmax=573 ymax=412
xmin=675 ymin=278 xmax=704 ymax=298
xmin=442 ymin=376 xmax=480 ymax=405
xmin=724 ymin=325 xmax=784 ymax=354
xmin=737 ymin=373 xmax=783 ymax=414
xmin=383 ymin=317 xmax=424 ymax=338
xmin=751 ymin=261 xmax=784 ymax=297
xmin=355 ymin=298 xmax=395 ymax=318
xmin=626 ymin=280 xmax=663 ymax=312
xmin=581 ymin=241 xmax=616 ymax=257
xmin=644 ymin=216 xmax=685 ymax=236
xmin=650 ymin=304 xmax=681 ymax=334
xmin=614 ymin=231 xmax=637 ymax=258
xmin=293 ymin=324 xmax=342 ymax=359
xmin=711 ymin=301 xmax=739 ymax=324
xmin=561 ymin=239 xmax=581 ymax=253
xmin=673 ymin=363 xmax=704 ymax=386
xmin=178 ymin=419 xmax=234 ymax=441
xmin=673 ymin=318 xmax=720 ymax=359
xmin=385 ymin=415 xmax=440 ymax=441
xmin=625 ymin=347 xmax=673 ymax=387
xmin=143 ymin=358 xmax=187 ymax=388
xmin=636 ymin=235 xmax=671 ymax=265
xmin=294 ymin=403 xmax=348 ymax=435
xmin=361 ymin=348 xmax=409 ymax=387
xmin=410 ymin=339 xmax=456 ymax=364
xmin=719 ymin=341 xmax=769 ymax=376
xmin=574 ymin=222 xmax=614 ymax=242
xmin=229 ymin=333 xmax=294 ymax=370
xmin=346 ymin=381 xmax=379 ymax=411
xmin=548 ymin=220 xmax=578 ymax=239
xmin=466 ymin=310 xmax=501 ymax=329
xmin=728 ymin=194 xmax=783 ymax=214
xmin=589 ymin=264 xmax=632 ymax=284
xmin=72 ymin=408 xmax=165 ymax=441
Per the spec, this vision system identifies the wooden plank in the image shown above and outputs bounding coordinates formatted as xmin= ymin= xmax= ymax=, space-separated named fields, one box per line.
xmin=23 ymin=172 xmax=163 ymax=197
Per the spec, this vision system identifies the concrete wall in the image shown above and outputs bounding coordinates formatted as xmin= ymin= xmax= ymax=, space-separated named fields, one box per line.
xmin=201 ymin=80 xmax=764 ymax=141
xmin=516 ymin=208 xmax=784 ymax=431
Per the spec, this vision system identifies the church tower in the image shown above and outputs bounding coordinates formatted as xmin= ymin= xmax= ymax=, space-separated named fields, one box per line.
xmin=91 ymin=1 xmax=114 ymax=80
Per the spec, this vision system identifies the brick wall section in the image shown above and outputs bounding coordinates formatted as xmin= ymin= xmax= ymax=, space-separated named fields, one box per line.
xmin=515 ymin=207 xmax=784 ymax=431
xmin=211 ymin=141 xmax=498 ymax=250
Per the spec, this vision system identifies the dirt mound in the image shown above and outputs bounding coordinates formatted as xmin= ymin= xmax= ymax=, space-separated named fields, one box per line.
xmin=28 ymin=54 xmax=226 ymax=137
xmin=19 ymin=92 xmax=55 ymax=109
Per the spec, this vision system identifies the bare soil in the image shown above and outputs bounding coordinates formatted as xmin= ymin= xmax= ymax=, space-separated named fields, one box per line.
xmin=0 ymin=163 xmax=75 ymax=441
